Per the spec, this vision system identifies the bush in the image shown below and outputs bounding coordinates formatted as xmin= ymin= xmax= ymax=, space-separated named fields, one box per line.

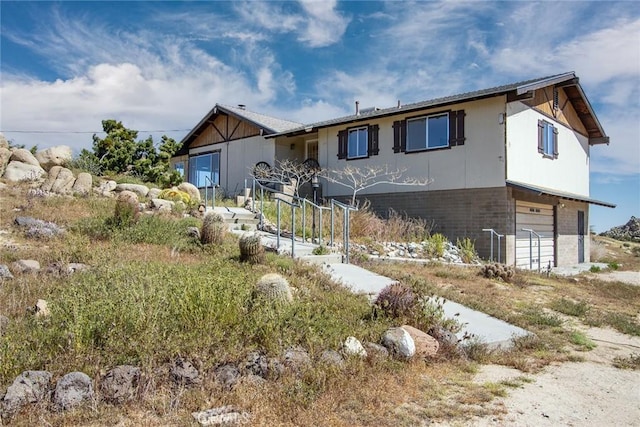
xmin=159 ymin=188 xmax=191 ymax=205
xmin=427 ymin=233 xmax=448 ymax=257
xmin=374 ymin=282 xmax=417 ymax=318
xmin=113 ymin=191 xmax=140 ymax=227
xmin=456 ymin=237 xmax=477 ymax=263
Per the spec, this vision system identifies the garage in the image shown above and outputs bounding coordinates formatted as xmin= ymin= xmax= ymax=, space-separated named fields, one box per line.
xmin=515 ymin=201 xmax=555 ymax=270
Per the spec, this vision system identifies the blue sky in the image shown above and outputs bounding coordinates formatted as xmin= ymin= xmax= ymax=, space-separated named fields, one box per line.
xmin=1 ymin=1 xmax=638 ymax=232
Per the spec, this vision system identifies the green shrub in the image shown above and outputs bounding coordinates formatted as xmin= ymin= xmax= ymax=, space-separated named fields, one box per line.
xmin=608 ymin=261 xmax=620 ymax=270
xmin=550 ymin=298 xmax=590 ymax=317
xmin=569 ymin=331 xmax=596 ymax=350
xmin=312 ymin=245 xmax=330 ymax=255
xmin=428 ymin=233 xmax=448 ymax=257
xmin=589 ymin=265 xmax=601 ymax=273
xmin=374 ymin=282 xmax=417 ymax=318
xmin=456 ymin=237 xmax=477 ymax=264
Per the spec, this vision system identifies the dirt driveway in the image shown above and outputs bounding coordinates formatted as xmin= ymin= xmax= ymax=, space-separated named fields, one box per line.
xmin=587 ymin=270 xmax=640 ymax=286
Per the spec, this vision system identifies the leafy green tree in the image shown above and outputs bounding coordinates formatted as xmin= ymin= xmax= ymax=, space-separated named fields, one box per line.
xmin=84 ymin=119 xmax=183 ymax=186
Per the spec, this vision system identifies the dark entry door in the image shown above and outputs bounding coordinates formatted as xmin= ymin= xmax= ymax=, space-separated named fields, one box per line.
xmin=578 ymin=211 xmax=585 ymax=263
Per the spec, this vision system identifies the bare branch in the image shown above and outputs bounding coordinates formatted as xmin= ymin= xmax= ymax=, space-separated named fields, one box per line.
xmin=321 ymin=165 xmax=431 ymax=206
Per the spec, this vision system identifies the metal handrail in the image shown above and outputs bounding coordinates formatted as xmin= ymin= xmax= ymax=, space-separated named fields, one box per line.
xmin=521 ymin=228 xmax=543 ymax=272
xmin=329 ymin=199 xmax=358 ymax=264
xmin=482 ymin=228 xmax=504 ymax=263
xmin=203 ymin=175 xmax=217 ymax=209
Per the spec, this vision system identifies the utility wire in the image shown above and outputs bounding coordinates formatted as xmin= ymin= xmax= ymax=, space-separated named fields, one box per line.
xmin=1 ymin=129 xmax=191 ymax=134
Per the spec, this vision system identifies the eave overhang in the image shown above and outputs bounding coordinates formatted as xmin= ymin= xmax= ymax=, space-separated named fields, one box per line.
xmin=507 ymin=180 xmax=616 ymax=208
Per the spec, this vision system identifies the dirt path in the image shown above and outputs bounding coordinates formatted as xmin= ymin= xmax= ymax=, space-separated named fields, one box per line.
xmin=459 ymin=326 xmax=640 ymax=426
xmin=587 ymin=270 xmax=640 ymax=286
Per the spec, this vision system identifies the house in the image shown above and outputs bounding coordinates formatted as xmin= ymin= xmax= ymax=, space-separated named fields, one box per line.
xmin=172 ymin=72 xmax=615 ymax=269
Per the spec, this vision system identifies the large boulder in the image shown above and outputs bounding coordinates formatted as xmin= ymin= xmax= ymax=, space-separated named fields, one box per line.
xmin=50 ymin=168 xmax=75 ymax=194
xmin=10 ymin=148 xmax=40 ymax=167
xmin=115 ymin=183 xmax=149 ymax=197
xmin=401 ymin=325 xmax=439 ymax=358
xmin=381 ymin=327 xmax=416 ymax=359
xmin=3 ymin=161 xmax=46 ymax=182
xmin=0 ymin=371 xmax=52 ymax=417
xmin=40 ymin=165 xmax=63 ymax=192
xmin=10 ymin=259 xmax=40 ymax=275
xmin=283 ymin=347 xmax=312 ymax=372
xmin=52 ymin=372 xmax=94 ymax=411
xmin=35 ymin=145 xmax=72 ymax=170
xmin=177 ymin=182 xmax=201 ymax=202
xmin=72 ymin=172 xmax=93 ymax=195
xmin=0 ymin=147 xmax=11 ymax=177
xmin=0 ymin=133 xmax=8 ymax=149
xmin=99 ymin=365 xmax=140 ymax=404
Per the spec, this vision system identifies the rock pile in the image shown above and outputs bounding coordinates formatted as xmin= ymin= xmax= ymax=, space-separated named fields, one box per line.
xmin=600 ymin=216 xmax=640 ymax=242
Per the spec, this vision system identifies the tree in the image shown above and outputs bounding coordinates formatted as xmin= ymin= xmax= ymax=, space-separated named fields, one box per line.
xmin=83 ymin=120 xmax=183 ymax=186
xmin=320 ymin=165 xmax=432 ymax=206
xmin=250 ymin=159 xmax=317 ymax=198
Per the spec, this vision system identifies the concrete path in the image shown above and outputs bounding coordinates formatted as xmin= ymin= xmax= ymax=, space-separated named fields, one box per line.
xmin=245 ymin=228 xmax=532 ymax=349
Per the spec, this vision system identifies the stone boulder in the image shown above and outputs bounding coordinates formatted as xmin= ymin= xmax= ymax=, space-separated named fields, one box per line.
xmin=95 ymin=180 xmax=117 ymax=197
xmin=10 ymin=259 xmax=40 ymax=275
xmin=53 ymin=372 xmax=94 ymax=411
xmin=115 ymin=183 xmax=149 ymax=198
xmin=72 ymin=172 xmax=93 ymax=195
xmin=283 ymin=347 xmax=312 ymax=372
xmin=170 ymin=358 xmax=200 ymax=386
xmin=14 ymin=216 xmax=64 ymax=239
xmin=0 ymin=147 xmax=11 ymax=177
xmin=601 ymin=216 xmax=640 ymax=242
xmin=0 ymin=370 xmax=52 ymax=417
xmin=99 ymin=365 xmax=140 ymax=404
xmin=342 ymin=336 xmax=367 ymax=357
xmin=3 ymin=161 xmax=46 ymax=182
xmin=0 ymin=264 xmax=14 ymax=280
xmin=0 ymin=134 xmax=8 ymax=149
xmin=381 ymin=327 xmax=416 ymax=359
xmin=50 ymin=168 xmax=75 ymax=194
xmin=214 ymin=364 xmax=240 ymax=390
xmin=10 ymin=148 xmax=40 ymax=167
xmin=242 ymin=351 xmax=269 ymax=379
xmin=401 ymin=325 xmax=439 ymax=358
xmin=178 ymin=182 xmax=201 ymax=202
xmin=319 ymin=350 xmax=345 ymax=368
xmin=151 ymin=198 xmax=174 ymax=213
xmin=363 ymin=342 xmax=389 ymax=359
xmin=40 ymin=165 xmax=63 ymax=192
xmin=192 ymin=406 xmax=251 ymax=426
xmin=35 ymin=145 xmax=72 ymax=170
xmin=147 ymin=188 xmax=162 ymax=199
xmin=33 ymin=299 xmax=50 ymax=318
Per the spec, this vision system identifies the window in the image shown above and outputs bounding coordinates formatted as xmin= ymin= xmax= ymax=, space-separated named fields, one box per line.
xmin=189 ymin=152 xmax=220 ymax=188
xmin=337 ymin=124 xmax=379 ymax=160
xmin=348 ymin=127 xmax=368 ymax=159
xmin=406 ymin=113 xmax=449 ymax=151
xmin=393 ymin=110 xmax=465 ymax=153
xmin=538 ymin=120 xmax=558 ymax=159
xmin=174 ymin=161 xmax=185 ymax=177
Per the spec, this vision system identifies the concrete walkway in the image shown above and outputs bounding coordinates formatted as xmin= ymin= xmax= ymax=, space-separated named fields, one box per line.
xmin=243 ymin=227 xmax=532 ymax=349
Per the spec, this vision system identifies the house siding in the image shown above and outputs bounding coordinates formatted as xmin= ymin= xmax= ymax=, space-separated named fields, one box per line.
xmin=556 ymin=200 xmax=590 ymax=266
xmin=506 ymin=101 xmax=590 ymax=196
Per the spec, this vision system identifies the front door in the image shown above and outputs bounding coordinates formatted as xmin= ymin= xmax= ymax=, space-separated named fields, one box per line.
xmin=578 ymin=210 xmax=585 ymax=263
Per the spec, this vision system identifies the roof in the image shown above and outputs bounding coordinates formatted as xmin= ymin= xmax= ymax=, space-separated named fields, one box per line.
xmin=267 ymin=72 xmax=608 ymax=144
xmin=180 ymin=103 xmax=302 ymax=148
xmin=507 ymin=180 xmax=615 ymax=208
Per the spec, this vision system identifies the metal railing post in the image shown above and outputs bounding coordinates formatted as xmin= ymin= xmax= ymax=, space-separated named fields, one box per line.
xmin=302 ymin=201 xmax=306 ymax=243
xmin=276 ymin=199 xmax=281 ymax=250
xmin=319 ymin=208 xmax=323 ymax=246
xmin=260 ymin=186 xmax=264 ymax=229
xmin=482 ymin=229 xmax=504 ymax=263
xmin=330 ymin=202 xmax=335 ymax=246
xmin=252 ymin=178 xmax=256 ymax=212
xmin=345 ymin=208 xmax=350 ymax=264
xmin=521 ymin=228 xmax=543 ymax=273
xmin=291 ymin=203 xmax=295 ymax=258
xmin=497 ymin=234 xmax=502 ymax=264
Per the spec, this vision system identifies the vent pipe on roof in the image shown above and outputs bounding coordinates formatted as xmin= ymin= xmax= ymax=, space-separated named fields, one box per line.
xmin=355 ymin=101 xmax=360 ymax=116
xmin=397 ymin=100 xmax=401 ymax=108
xmin=238 ymin=104 xmax=246 ymax=110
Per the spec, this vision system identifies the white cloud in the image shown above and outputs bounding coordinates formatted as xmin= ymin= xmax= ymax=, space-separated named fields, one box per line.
xmin=297 ymin=0 xmax=350 ymax=47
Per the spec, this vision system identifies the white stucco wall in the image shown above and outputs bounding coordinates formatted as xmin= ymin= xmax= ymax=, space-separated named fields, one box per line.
xmin=506 ymin=101 xmax=590 ymax=196
xmin=317 ymin=97 xmax=507 ymax=197
xmin=189 ymin=135 xmax=275 ymax=196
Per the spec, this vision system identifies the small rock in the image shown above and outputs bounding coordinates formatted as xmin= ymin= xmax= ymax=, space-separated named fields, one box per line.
xmin=283 ymin=347 xmax=311 ymax=372
xmin=0 ymin=370 xmax=52 ymax=417
xmin=53 ymin=371 xmax=94 ymax=411
xmin=382 ymin=327 xmax=416 ymax=359
xmin=363 ymin=342 xmax=389 ymax=359
xmin=401 ymin=325 xmax=440 ymax=358
xmin=319 ymin=350 xmax=345 ymax=368
xmin=10 ymin=259 xmax=40 ymax=275
xmin=170 ymin=358 xmax=200 ymax=386
xmin=99 ymin=365 xmax=140 ymax=404
xmin=115 ymin=183 xmax=149 ymax=197
xmin=428 ymin=325 xmax=459 ymax=348
xmin=34 ymin=299 xmax=50 ymax=318
xmin=0 ymin=264 xmax=14 ymax=280
xmin=342 ymin=336 xmax=367 ymax=357
xmin=214 ymin=364 xmax=240 ymax=390
xmin=192 ymin=406 xmax=251 ymax=426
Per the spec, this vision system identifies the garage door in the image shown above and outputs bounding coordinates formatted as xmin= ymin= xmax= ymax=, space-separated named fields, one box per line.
xmin=516 ymin=201 xmax=555 ymax=270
